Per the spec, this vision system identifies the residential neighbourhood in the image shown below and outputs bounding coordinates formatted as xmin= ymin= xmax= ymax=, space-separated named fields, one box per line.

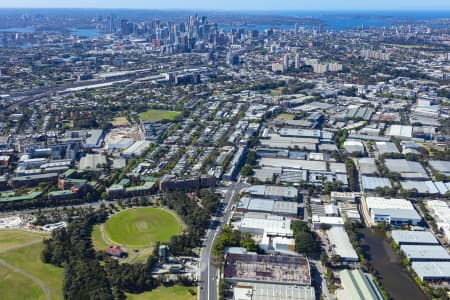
xmin=0 ymin=4 xmax=449 ymax=300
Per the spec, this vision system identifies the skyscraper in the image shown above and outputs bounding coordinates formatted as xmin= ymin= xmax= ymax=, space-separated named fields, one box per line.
xmin=283 ymin=54 xmax=289 ymax=71
xmin=295 ymin=53 xmax=301 ymax=69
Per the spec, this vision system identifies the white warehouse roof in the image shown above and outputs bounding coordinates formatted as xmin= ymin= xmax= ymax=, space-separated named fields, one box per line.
xmin=366 ymin=197 xmax=414 ymax=210
xmin=400 ymin=245 xmax=450 ymax=262
xmin=391 ymin=230 xmax=438 ymax=245
xmin=244 ymin=185 xmax=298 ymax=199
xmin=239 ymin=217 xmax=292 ymax=236
xmin=327 ymin=227 xmax=359 ymax=262
xmin=412 ymin=261 xmax=450 ymax=281
xmin=386 ymin=124 xmax=412 ymax=138
xmin=122 ymin=140 xmax=151 ymax=158
xmin=260 ymin=158 xmax=327 ymax=171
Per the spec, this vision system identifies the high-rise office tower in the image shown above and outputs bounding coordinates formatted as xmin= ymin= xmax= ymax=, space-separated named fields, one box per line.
xmin=283 ymin=54 xmax=289 ymax=71
xmin=295 ymin=53 xmax=301 ymax=69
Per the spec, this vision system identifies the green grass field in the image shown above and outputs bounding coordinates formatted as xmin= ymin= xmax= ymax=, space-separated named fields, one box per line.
xmin=0 ymin=230 xmax=48 ymax=252
xmin=0 ymin=265 xmax=47 ymax=300
xmin=276 ymin=113 xmax=295 ymax=121
xmin=126 ymin=285 xmax=196 ymax=300
xmin=105 ymin=208 xmax=182 ymax=248
xmin=0 ymin=243 xmax=64 ymax=300
xmin=128 ymin=247 xmax=156 ymax=264
xmin=111 ymin=116 xmax=130 ymax=127
xmin=92 ymin=224 xmax=110 ymax=251
xmin=0 ymin=230 xmax=63 ymax=300
xmin=385 ymin=43 xmax=432 ymax=49
xmin=139 ymin=109 xmax=181 ymax=122
xmin=270 ymin=87 xmax=284 ymax=96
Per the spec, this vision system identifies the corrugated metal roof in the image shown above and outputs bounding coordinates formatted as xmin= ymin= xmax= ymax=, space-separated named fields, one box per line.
xmin=401 ymin=181 xmax=448 ymax=195
xmin=401 ymin=245 xmax=450 ymax=261
xmin=327 ymin=227 xmax=358 ymax=261
xmin=392 ymin=230 xmax=438 ymax=245
xmin=385 ymin=159 xmax=427 ymax=174
xmin=339 ymin=269 xmax=384 ymax=300
xmin=412 ymin=261 xmax=450 ymax=280
xmin=375 ymin=142 xmax=399 ymax=154
xmin=429 ymin=160 xmax=450 ymax=175
xmin=362 ymin=176 xmax=391 ymax=190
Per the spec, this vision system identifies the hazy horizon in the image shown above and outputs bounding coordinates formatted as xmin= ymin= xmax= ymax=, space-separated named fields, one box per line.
xmin=1 ymin=0 xmax=450 ymax=11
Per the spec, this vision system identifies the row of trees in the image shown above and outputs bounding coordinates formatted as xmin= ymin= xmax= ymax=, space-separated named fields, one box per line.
xmin=162 ymin=189 xmax=220 ymax=256
xmin=334 ymin=129 xmax=349 ymax=150
xmin=41 ymin=208 xmax=160 ymax=299
xmin=212 ymin=226 xmax=262 ymax=259
xmin=345 ymin=158 xmax=357 ymax=192
xmin=291 ymin=220 xmax=320 ymax=257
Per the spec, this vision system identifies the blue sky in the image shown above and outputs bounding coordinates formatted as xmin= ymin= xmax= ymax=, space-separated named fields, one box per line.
xmin=1 ymin=0 xmax=450 ymax=10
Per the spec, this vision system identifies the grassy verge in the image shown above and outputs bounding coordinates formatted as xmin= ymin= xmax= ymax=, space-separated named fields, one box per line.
xmin=276 ymin=113 xmax=295 ymax=120
xmin=139 ymin=109 xmax=181 ymax=122
xmin=126 ymin=285 xmax=196 ymax=300
xmin=111 ymin=116 xmax=130 ymax=126
xmin=0 ymin=265 xmax=47 ymax=300
xmin=92 ymin=224 xmax=110 ymax=251
xmin=0 ymin=243 xmax=64 ymax=300
xmin=0 ymin=230 xmax=48 ymax=252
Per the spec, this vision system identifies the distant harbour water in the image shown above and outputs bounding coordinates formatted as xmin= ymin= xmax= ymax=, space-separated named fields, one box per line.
xmin=219 ymin=11 xmax=449 ymax=31
xmin=0 ymin=27 xmax=35 ymax=33
xmin=0 ymin=27 xmax=103 ymax=38
xmin=0 ymin=11 xmax=448 ymax=36
xmin=218 ymin=19 xmax=392 ymax=32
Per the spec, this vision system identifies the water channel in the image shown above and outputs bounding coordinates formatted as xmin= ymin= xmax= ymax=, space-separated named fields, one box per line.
xmin=359 ymin=228 xmax=427 ymax=300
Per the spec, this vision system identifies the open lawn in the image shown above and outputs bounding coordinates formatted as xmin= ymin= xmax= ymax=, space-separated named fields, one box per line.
xmin=0 ymin=231 xmax=63 ymax=299
xmin=276 ymin=113 xmax=295 ymax=121
xmin=0 ymin=243 xmax=64 ymax=300
xmin=421 ymin=142 xmax=448 ymax=154
xmin=385 ymin=43 xmax=432 ymax=49
xmin=92 ymin=224 xmax=110 ymax=251
xmin=111 ymin=116 xmax=130 ymax=127
xmin=128 ymin=247 xmax=155 ymax=264
xmin=270 ymin=87 xmax=284 ymax=96
xmin=0 ymin=265 xmax=47 ymax=300
xmin=105 ymin=208 xmax=182 ymax=248
xmin=0 ymin=230 xmax=48 ymax=252
xmin=126 ymin=285 xmax=196 ymax=300
xmin=139 ymin=109 xmax=181 ymax=122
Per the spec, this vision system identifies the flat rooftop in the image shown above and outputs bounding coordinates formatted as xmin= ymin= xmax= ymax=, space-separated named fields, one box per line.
xmin=338 ymin=269 xmax=384 ymax=300
xmin=244 ymin=185 xmax=298 ymax=199
xmin=392 ymin=230 xmax=438 ymax=245
xmin=400 ymin=245 xmax=450 ymax=261
xmin=429 ymin=160 xmax=450 ymax=176
xmin=224 ymin=253 xmax=311 ymax=286
xmin=260 ymin=158 xmax=327 ymax=172
xmin=233 ymin=283 xmax=315 ymax=300
xmin=412 ymin=261 xmax=450 ymax=280
xmin=384 ymin=159 xmax=428 ymax=179
xmin=240 ymin=198 xmax=297 ymax=216
xmin=366 ymin=197 xmax=414 ymax=210
xmin=327 ymin=227 xmax=358 ymax=261
xmin=239 ymin=217 xmax=292 ymax=236
xmin=362 ymin=176 xmax=392 ymax=191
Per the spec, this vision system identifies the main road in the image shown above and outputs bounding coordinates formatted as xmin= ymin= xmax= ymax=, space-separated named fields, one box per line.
xmin=198 ymin=181 xmax=246 ymax=300
xmin=4 ymin=66 xmax=203 ymax=111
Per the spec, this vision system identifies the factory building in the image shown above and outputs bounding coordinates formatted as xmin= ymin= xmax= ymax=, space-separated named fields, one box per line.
xmin=365 ymin=197 xmax=421 ymax=226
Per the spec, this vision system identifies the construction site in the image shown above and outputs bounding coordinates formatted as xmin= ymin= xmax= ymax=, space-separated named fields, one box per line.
xmin=223 ymin=253 xmax=311 ymax=286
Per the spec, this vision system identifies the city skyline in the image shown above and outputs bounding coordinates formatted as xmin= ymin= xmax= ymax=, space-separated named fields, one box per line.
xmin=1 ymin=0 xmax=450 ymax=11
xmin=0 ymin=4 xmax=449 ymax=300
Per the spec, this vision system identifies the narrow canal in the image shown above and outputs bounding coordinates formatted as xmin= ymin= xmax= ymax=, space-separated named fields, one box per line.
xmin=359 ymin=228 xmax=427 ymax=300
